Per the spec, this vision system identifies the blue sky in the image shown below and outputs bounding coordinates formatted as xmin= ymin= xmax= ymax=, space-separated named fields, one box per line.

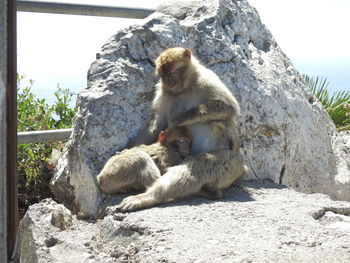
xmin=17 ymin=0 xmax=350 ymax=103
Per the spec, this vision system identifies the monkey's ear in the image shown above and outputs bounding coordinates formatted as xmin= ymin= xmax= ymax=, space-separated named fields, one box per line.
xmin=183 ymin=48 xmax=191 ymax=58
xmin=158 ymin=131 xmax=167 ymax=144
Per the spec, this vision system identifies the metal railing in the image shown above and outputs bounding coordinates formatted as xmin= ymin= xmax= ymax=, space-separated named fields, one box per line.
xmin=17 ymin=128 xmax=73 ymax=144
xmin=16 ymin=1 xmax=155 ymax=144
xmin=17 ymin=0 xmax=154 ymax=18
xmin=5 ymin=1 xmax=156 ymax=261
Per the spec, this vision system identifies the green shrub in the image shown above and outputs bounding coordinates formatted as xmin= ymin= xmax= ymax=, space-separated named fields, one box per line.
xmin=17 ymin=75 xmax=77 ymax=216
xmin=303 ymin=74 xmax=350 ymax=130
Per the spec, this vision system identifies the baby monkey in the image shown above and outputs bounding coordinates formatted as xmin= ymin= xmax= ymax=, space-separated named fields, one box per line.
xmin=97 ymin=126 xmax=192 ymax=194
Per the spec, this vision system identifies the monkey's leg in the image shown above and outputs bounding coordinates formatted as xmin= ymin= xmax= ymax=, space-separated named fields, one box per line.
xmin=117 ymin=164 xmax=201 ymax=211
xmin=117 ymin=150 xmax=245 ymax=211
xmin=137 ymin=153 xmax=163 ymax=188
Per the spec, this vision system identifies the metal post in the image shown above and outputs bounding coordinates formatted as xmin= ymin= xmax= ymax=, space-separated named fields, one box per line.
xmin=1 ymin=1 xmax=155 ymax=261
xmin=0 ymin=0 xmax=8 ymax=261
xmin=7 ymin=0 xmax=18 ymax=259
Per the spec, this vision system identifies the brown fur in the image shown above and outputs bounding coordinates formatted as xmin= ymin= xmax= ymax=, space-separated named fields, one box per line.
xmin=97 ymin=126 xmax=191 ymax=194
xmin=119 ymin=47 xmax=248 ymax=211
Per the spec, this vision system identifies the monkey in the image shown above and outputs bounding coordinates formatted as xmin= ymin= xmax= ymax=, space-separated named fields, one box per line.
xmin=97 ymin=126 xmax=192 ymax=194
xmin=117 ymin=47 xmax=248 ymax=212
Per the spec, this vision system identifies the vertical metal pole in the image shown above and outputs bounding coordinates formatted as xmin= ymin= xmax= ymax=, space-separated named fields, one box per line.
xmin=7 ymin=0 xmax=18 ymax=259
xmin=0 ymin=0 xmax=8 ymax=260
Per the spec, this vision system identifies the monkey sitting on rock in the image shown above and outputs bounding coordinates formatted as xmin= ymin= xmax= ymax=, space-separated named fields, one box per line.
xmin=116 ymin=47 xmax=248 ymax=212
xmin=97 ymin=126 xmax=192 ymax=194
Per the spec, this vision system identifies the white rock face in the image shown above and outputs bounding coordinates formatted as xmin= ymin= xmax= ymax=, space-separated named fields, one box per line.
xmin=50 ymin=0 xmax=350 ymax=216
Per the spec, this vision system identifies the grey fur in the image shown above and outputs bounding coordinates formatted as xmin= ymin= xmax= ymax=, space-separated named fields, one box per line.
xmin=117 ymin=48 xmax=248 ymax=211
xmin=97 ymin=127 xmax=191 ymax=194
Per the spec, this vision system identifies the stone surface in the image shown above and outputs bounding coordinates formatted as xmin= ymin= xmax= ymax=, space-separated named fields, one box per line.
xmin=18 ymin=199 xmax=75 ymax=263
xmin=331 ymin=131 xmax=350 ymax=200
xmin=50 ymin=0 xmax=350 ymax=216
xmin=18 ymin=182 xmax=350 ymax=263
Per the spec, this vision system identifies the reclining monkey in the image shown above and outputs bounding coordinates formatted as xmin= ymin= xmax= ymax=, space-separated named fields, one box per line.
xmin=97 ymin=126 xmax=192 ymax=194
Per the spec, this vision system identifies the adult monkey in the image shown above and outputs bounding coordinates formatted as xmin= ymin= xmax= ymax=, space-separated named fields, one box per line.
xmin=117 ymin=47 xmax=247 ymax=211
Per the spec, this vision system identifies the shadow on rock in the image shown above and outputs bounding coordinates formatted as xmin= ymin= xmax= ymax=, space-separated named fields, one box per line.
xmin=100 ymin=182 xmax=260 ymax=217
xmin=240 ymin=179 xmax=287 ymax=190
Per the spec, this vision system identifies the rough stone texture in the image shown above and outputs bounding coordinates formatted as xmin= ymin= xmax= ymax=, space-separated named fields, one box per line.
xmin=0 ymin=0 xmax=7 ymax=260
xmin=331 ymin=131 xmax=350 ymax=200
xmin=17 ymin=199 xmax=99 ymax=263
xmin=51 ymin=0 xmax=350 ymax=216
xmin=18 ymin=182 xmax=350 ymax=262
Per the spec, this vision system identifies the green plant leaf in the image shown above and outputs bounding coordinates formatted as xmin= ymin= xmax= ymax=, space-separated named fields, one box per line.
xmin=303 ymin=74 xmax=350 ymax=130
xmin=17 ymin=74 xmax=77 ymax=217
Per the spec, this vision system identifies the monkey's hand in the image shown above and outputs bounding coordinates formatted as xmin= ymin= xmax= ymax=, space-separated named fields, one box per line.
xmin=126 ymin=113 xmax=167 ymax=148
xmin=172 ymin=100 xmax=237 ymax=126
xmin=116 ymin=193 xmax=156 ymax=212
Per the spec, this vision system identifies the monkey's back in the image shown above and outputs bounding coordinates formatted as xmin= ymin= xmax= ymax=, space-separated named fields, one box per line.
xmin=97 ymin=142 xmax=184 ymax=194
xmin=137 ymin=142 xmax=184 ymax=174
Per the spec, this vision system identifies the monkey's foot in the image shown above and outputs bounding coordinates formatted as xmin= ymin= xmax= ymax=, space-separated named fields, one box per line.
xmin=116 ymin=193 xmax=155 ymax=212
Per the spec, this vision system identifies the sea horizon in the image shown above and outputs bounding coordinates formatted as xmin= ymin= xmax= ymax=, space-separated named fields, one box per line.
xmin=19 ymin=57 xmax=350 ymax=108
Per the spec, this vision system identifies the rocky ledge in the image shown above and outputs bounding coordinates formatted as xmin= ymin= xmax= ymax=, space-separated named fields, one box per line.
xmin=49 ymin=0 xmax=350 ymax=217
xmin=18 ymin=181 xmax=350 ymax=263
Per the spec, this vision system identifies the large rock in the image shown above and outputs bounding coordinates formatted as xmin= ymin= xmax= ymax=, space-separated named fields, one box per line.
xmin=18 ymin=182 xmax=350 ymax=262
xmin=50 ymin=0 xmax=350 ymax=216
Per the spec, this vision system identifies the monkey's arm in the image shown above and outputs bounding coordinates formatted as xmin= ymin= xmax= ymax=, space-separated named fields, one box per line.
xmin=127 ymin=111 xmax=167 ymax=148
xmin=172 ymin=100 xmax=238 ymax=127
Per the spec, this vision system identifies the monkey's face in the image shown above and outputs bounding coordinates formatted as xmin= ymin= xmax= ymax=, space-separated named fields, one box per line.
xmin=162 ymin=127 xmax=192 ymax=158
xmin=155 ymin=47 xmax=192 ymax=95
xmin=161 ymin=65 xmax=188 ymax=94
xmin=172 ymin=137 xmax=192 ymax=158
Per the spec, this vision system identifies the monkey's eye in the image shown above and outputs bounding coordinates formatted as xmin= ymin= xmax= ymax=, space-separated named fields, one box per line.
xmin=176 ymin=138 xmax=190 ymax=143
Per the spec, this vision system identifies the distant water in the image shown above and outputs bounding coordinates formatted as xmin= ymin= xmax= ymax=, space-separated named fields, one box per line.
xmin=23 ymin=58 xmax=350 ymax=107
xmin=19 ymin=78 xmax=84 ymax=108
xmin=293 ymin=57 xmax=350 ymax=93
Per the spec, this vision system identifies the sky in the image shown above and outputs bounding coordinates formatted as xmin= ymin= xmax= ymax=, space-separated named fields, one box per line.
xmin=17 ymin=0 xmax=350 ymax=104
